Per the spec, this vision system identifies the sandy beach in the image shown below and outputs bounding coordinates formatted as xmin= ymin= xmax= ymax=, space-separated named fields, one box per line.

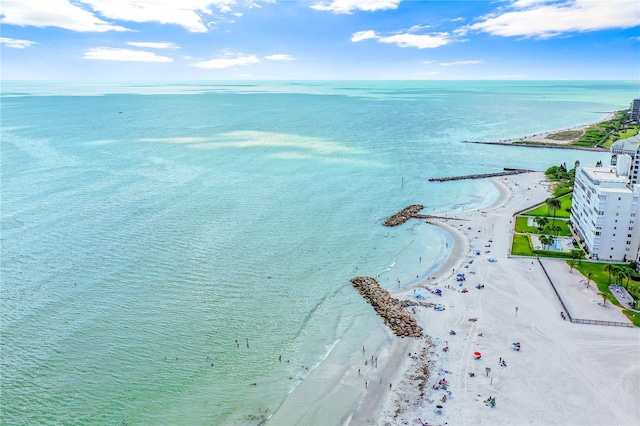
xmin=267 ymin=171 xmax=639 ymax=426
xmin=497 ymin=111 xmax=618 ymax=145
xmin=356 ymin=172 xmax=640 ymax=426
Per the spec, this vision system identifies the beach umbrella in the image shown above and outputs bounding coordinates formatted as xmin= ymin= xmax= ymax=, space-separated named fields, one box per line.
xmin=474 ymin=351 xmax=482 ymax=359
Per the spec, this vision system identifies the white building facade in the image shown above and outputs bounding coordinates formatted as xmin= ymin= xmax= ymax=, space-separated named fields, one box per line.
xmin=610 ymin=134 xmax=640 ymax=185
xmin=571 ymin=166 xmax=640 ymax=262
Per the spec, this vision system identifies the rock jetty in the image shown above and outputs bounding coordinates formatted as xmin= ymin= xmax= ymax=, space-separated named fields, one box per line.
xmin=384 ymin=204 xmax=465 ymax=227
xmin=351 ymin=276 xmax=428 ymax=338
xmin=384 ymin=204 xmax=424 ymax=226
xmin=428 ymin=168 xmax=534 ymax=182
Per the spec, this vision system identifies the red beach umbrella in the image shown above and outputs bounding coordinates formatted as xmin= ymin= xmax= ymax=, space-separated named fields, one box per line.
xmin=474 ymin=351 xmax=482 ymax=359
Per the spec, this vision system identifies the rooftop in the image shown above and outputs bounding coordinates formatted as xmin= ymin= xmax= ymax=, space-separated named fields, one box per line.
xmin=581 ymin=166 xmax=630 ymax=185
xmin=611 ymin=134 xmax=640 ymax=151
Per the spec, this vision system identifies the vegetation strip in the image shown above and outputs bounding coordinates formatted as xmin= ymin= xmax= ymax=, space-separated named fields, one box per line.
xmin=461 ymin=141 xmax=606 ymax=151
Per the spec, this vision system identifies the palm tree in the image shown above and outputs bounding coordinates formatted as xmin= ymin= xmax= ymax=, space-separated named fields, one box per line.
xmin=552 ymin=225 xmax=562 ymax=237
xmin=609 ymin=265 xmax=623 ymax=285
xmin=586 ymin=272 xmax=593 ymax=288
xmin=604 ymin=264 xmax=614 ymax=285
xmin=618 ymin=269 xmax=630 ymax=289
xmin=569 ymin=249 xmax=583 ymax=272
xmin=534 ymin=216 xmax=548 ymax=231
xmin=598 ymin=291 xmax=607 ymax=306
xmin=625 ymin=269 xmax=631 ymax=289
xmin=539 ymin=235 xmax=554 ymax=250
xmin=546 ymin=198 xmax=562 ymax=226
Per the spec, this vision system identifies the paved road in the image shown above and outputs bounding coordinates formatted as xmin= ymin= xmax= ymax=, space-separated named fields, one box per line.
xmin=609 ymin=285 xmax=637 ymax=310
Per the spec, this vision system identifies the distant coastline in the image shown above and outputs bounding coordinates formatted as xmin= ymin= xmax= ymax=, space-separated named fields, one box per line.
xmin=462 ymin=110 xmax=619 ymax=151
xmin=461 ymin=140 xmax=607 ymax=151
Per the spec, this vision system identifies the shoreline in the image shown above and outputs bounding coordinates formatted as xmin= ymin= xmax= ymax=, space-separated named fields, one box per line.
xmin=463 ymin=110 xmax=617 ymax=150
xmin=266 ymin=171 xmax=639 ymax=426
xmin=351 ymin=171 xmax=639 ymax=426
xmin=266 ymin=155 xmax=638 ymax=426
xmin=264 ymin=181 xmax=505 ymax=426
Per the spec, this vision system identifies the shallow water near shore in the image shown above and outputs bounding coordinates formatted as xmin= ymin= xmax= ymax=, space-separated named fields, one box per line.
xmin=1 ymin=80 xmax=635 ymax=424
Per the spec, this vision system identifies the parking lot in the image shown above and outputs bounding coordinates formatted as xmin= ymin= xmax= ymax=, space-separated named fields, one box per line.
xmin=609 ymin=285 xmax=636 ymax=309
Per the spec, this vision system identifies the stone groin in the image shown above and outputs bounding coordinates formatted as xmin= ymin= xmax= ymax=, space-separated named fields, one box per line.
xmin=428 ymin=168 xmax=535 ymax=182
xmin=351 ymin=276 xmax=429 ymax=338
xmin=384 ymin=204 xmax=466 ymax=226
xmin=383 ymin=204 xmax=424 ymax=226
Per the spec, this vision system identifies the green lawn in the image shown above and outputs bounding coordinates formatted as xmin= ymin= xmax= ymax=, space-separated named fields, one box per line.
xmin=618 ymin=125 xmax=638 ymax=139
xmin=511 ymin=234 xmax=533 ymax=256
xmin=514 ymin=216 xmax=571 ymax=236
xmin=511 ymin=232 xmax=579 ymax=259
xmin=523 ymin=193 xmax=572 ymax=219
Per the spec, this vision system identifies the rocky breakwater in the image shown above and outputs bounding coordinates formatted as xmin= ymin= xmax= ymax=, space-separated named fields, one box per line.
xmin=351 ymin=276 xmax=426 ymax=338
xmin=384 ymin=204 xmax=464 ymax=226
xmin=383 ymin=204 xmax=425 ymax=227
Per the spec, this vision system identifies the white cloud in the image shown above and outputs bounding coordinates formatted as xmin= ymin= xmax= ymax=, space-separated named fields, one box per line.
xmin=311 ymin=0 xmax=401 ymax=14
xmin=377 ymin=32 xmax=452 ymax=49
xmin=193 ymin=55 xmax=259 ymax=69
xmin=471 ymin=0 xmax=640 ymax=38
xmin=352 ymin=30 xmax=453 ymax=48
xmin=84 ymin=47 xmax=174 ymax=62
xmin=1 ymin=0 xmax=260 ymax=33
xmin=127 ymin=41 xmax=180 ymax=49
xmin=351 ymin=30 xmax=378 ymax=42
xmin=440 ymin=60 xmax=481 ymax=66
xmin=265 ymin=54 xmax=296 ymax=61
xmin=80 ymin=0 xmax=235 ymax=32
xmin=0 ymin=37 xmax=38 ymax=48
xmin=0 ymin=0 xmax=128 ymax=32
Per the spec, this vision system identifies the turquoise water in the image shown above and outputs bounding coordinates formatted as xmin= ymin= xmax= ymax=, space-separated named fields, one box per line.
xmin=1 ymin=81 xmax=636 ymax=424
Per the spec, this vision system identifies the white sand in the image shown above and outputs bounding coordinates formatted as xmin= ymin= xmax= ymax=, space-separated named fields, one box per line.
xmin=499 ymin=111 xmax=617 ymax=145
xmin=361 ymin=172 xmax=640 ymax=426
xmin=267 ymin=172 xmax=640 ymax=426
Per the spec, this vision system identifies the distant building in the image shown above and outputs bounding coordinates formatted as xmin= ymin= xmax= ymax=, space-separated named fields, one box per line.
xmin=631 ymin=98 xmax=640 ymax=122
xmin=571 ymin=166 xmax=640 ymax=262
xmin=610 ymin=134 xmax=640 ymax=185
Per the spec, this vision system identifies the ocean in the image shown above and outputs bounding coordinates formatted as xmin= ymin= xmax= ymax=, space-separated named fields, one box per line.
xmin=1 ymin=80 xmax=637 ymax=425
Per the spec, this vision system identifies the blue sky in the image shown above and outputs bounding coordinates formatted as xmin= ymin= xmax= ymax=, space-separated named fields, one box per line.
xmin=1 ymin=0 xmax=639 ymax=80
